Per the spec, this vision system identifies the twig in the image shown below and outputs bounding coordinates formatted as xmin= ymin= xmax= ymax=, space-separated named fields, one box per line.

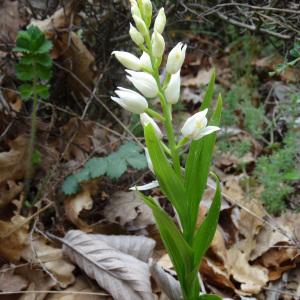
xmin=53 ymin=61 xmax=144 ymax=148
xmin=0 ymin=290 xmax=109 ymax=296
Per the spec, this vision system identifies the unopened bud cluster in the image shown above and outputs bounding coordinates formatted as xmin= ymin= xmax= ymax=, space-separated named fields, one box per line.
xmin=111 ymin=0 xmax=219 ymax=171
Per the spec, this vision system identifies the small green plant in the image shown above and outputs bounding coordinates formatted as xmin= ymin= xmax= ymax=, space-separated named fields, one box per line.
xmin=111 ymin=1 xmax=222 ymax=299
xmin=62 ymin=141 xmax=147 ymax=195
xmin=14 ymin=26 xmax=53 ymax=195
xmin=254 ymin=133 xmax=300 ymax=214
xmin=270 ymin=40 xmax=300 ymax=75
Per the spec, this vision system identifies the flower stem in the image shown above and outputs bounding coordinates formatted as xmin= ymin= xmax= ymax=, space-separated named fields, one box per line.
xmin=145 ymin=35 xmax=181 ymax=175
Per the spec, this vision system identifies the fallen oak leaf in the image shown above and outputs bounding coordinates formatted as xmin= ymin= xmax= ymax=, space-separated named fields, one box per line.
xmin=0 ymin=215 xmax=29 ymax=262
xmin=64 ymin=186 xmax=93 ymax=232
xmin=0 ymin=136 xmax=27 ymax=184
xmin=62 ymin=230 xmax=155 ymax=300
xmin=21 ymin=237 xmax=75 ymax=288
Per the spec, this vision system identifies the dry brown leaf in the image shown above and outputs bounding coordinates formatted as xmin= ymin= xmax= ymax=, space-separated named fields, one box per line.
xmin=62 ymin=230 xmax=154 ymax=300
xmin=181 ymin=68 xmax=214 ymax=87
xmin=0 ymin=181 xmax=23 ymax=209
xmin=64 ymin=187 xmax=93 ymax=232
xmin=21 ymin=237 xmax=75 ymax=288
xmin=0 ymin=215 xmax=29 ymax=262
xmin=0 ymin=136 xmax=27 ymax=184
xmin=93 ymin=234 xmax=155 ymax=262
xmin=16 ymin=267 xmax=57 ymax=300
xmin=104 ymin=191 xmax=155 ymax=232
xmin=0 ymin=0 xmax=19 ymax=43
xmin=45 ymin=277 xmax=107 ymax=300
xmin=60 ymin=118 xmax=94 ymax=162
xmin=0 ymin=266 xmax=28 ymax=292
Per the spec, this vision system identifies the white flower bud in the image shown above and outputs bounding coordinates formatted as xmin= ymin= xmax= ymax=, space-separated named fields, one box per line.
xmin=133 ymin=15 xmax=148 ymax=37
xmin=181 ymin=108 xmax=220 ymax=140
xmin=142 ymin=0 xmax=152 ymax=27
xmin=165 ymin=71 xmax=181 ymax=104
xmin=154 ymin=8 xmax=166 ymax=34
xmin=144 ymin=148 xmax=154 ymax=173
xmin=111 ymin=87 xmax=148 ymax=114
xmin=166 ymin=42 xmax=187 ymax=74
xmin=130 ymin=0 xmax=142 ymax=18
xmin=140 ymin=113 xmax=163 ymax=138
xmin=112 ymin=51 xmax=142 ymax=71
xmin=140 ymin=52 xmax=152 ymax=70
xmin=126 ymin=69 xmax=158 ymax=98
xmin=152 ymin=31 xmax=165 ymax=58
xmin=129 ymin=23 xmax=144 ymax=46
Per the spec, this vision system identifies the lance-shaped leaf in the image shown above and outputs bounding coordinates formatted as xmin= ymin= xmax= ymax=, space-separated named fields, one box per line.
xmin=200 ymin=68 xmax=215 ymax=111
xmin=192 ymin=176 xmax=221 ymax=268
xmin=144 ymin=123 xmax=189 ymax=228
xmin=139 ymin=192 xmax=193 ymax=296
xmin=184 ymin=95 xmax=222 ymax=242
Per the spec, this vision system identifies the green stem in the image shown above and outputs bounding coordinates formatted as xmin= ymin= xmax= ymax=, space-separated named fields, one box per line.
xmin=24 ymin=74 xmax=38 ymax=198
xmin=145 ymin=37 xmax=181 ymax=175
xmin=145 ymin=108 xmax=165 ymax=121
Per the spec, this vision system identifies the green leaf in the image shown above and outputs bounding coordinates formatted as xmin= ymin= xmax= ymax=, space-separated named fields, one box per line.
xmin=200 ymin=69 xmax=215 ymax=111
xmin=36 ymin=40 xmax=53 ymax=54
xmin=193 ymin=176 xmax=221 ymax=268
xmin=184 ymin=95 xmax=222 ymax=241
xmin=35 ymin=64 xmax=52 ymax=80
xmin=198 ymin=294 xmax=222 ymax=300
xmin=283 ymin=169 xmax=300 ymax=181
xmin=144 ymin=124 xmax=189 ymax=228
xmin=84 ymin=157 xmax=108 ymax=178
xmin=15 ymin=64 xmax=35 ymax=81
xmin=13 ymin=31 xmax=31 ymax=52
xmin=126 ymin=153 xmax=147 ymax=169
xmin=62 ymin=175 xmax=80 ymax=195
xmin=139 ymin=192 xmax=194 ymax=295
xmin=74 ymin=168 xmax=91 ymax=182
xmin=35 ymin=84 xmax=50 ymax=99
xmin=18 ymin=83 xmax=33 ymax=100
xmin=106 ymin=154 xmax=127 ymax=179
xmin=118 ymin=141 xmax=142 ymax=157
xmin=32 ymin=149 xmax=41 ymax=166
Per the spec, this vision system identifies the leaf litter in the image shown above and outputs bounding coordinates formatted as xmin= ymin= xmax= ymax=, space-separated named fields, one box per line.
xmin=0 ymin=1 xmax=299 ymax=299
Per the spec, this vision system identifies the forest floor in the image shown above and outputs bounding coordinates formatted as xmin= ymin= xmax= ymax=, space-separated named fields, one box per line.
xmin=0 ymin=1 xmax=299 ymax=299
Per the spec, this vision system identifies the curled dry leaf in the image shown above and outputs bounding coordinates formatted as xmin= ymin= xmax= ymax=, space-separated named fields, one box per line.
xmin=0 ymin=266 xmax=28 ymax=292
xmin=16 ymin=266 xmax=57 ymax=300
xmin=0 ymin=215 xmax=29 ymax=262
xmin=104 ymin=191 xmax=155 ymax=232
xmin=0 ymin=0 xmax=19 ymax=43
xmin=21 ymin=237 xmax=75 ymax=288
xmin=93 ymin=234 xmax=156 ymax=262
xmin=150 ymin=262 xmax=182 ymax=300
xmin=64 ymin=187 xmax=93 ymax=232
xmin=62 ymin=230 xmax=155 ymax=300
xmin=0 ymin=180 xmax=23 ymax=208
xmin=0 ymin=136 xmax=27 ymax=184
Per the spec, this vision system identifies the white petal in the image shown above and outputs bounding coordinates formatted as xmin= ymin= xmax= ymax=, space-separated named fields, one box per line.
xmin=140 ymin=52 xmax=152 ymax=69
xmin=165 ymin=71 xmax=181 ymax=104
xmin=140 ymin=113 xmax=162 ymax=138
xmin=194 ymin=126 xmax=220 ymax=140
xmin=129 ymin=180 xmax=159 ymax=191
